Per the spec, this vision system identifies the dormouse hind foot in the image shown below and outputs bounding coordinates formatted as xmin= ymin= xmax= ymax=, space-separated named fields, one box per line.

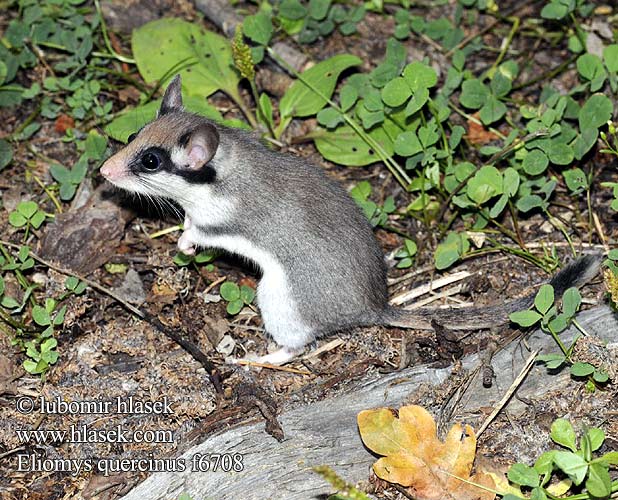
xmin=228 ymin=346 xmax=304 ymax=367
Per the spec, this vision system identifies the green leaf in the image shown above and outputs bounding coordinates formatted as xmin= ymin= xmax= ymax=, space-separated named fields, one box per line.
xmin=84 ymin=130 xmax=108 ymax=161
xmin=479 ymin=95 xmax=507 ymax=124
xmin=570 ymin=362 xmax=595 ymax=377
xmin=523 ymin=150 xmax=549 ymax=176
xmin=1 ymin=296 xmax=19 ymax=309
xmin=220 ymin=282 xmax=240 ymax=301
xmin=23 ymin=359 xmax=40 ymax=374
xmin=459 ymin=79 xmax=490 ymax=109
xmin=173 ymin=252 xmax=193 ymax=266
xmin=309 ymin=0 xmax=331 ymax=20
xmin=534 ymin=284 xmax=554 ymax=314
xmin=53 ymin=305 xmax=67 ymax=326
xmin=509 ymin=310 xmax=542 ymax=327
xmin=593 ymin=370 xmax=608 ymax=383
xmin=18 ymin=201 xmax=38 ymax=218
xmin=577 ymin=54 xmax=605 ymax=81
xmin=507 ymin=463 xmax=540 ymax=488
xmin=313 ymin=124 xmax=394 ymax=166
xmin=550 ymin=418 xmax=577 ymax=452
xmin=572 ymin=128 xmax=598 ymax=161
xmin=132 ymin=18 xmax=240 ymax=102
xmin=548 ymin=313 xmax=569 ymax=333
xmin=599 ymin=451 xmax=618 ymax=465
xmin=243 ymin=12 xmax=273 ymax=45
xmin=59 ymin=183 xmax=77 ymax=201
xmin=394 ymin=131 xmax=423 ymax=157
xmin=467 ymin=165 xmax=503 ymax=205
xmin=49 ymin=164 xmax=72 ymax=184
xmin=240 ymin=285 xmax=255 ymax=304
xmin=490 ymin=70 xmax=512 ymax=97
xmin=0 ymin=139 xmax=12 ymax=171
xmin=503 ymin=167 xmax=520 ymax=197
xmin=402 ymin=61 xmax=437 ymax=90
xmin=561 ymin=287 xmax=581 ymax=317
xmin=317 ymin=107 xmax=344 ymax=128
xmin=404 ymin=87 xmax=429 ymax=116
xmin=65 ymin=276 xmax=79 ymax=290
xmin=541 ymin=2 xmax=569 ymax=19
xmin=0 ymin=276 xmax=3 ymax=296
xmin=32 ymin=305 xmax=51 ymax=326
xmin=546 ymin=142 xmax=574 ymax=166
xmin=381 ymin=77 xmax=411 ymax=107
xmin=603 ymin=44 xmax=618 ymax=73
xmin=339 ymin=84 xmax=358 ymax=112
xmin=280 ymin=54 xmax=361 ymax=120
xmin=40 ymin=337 xmax=57 ymax=353
xmin=280 ymin=0 xmax=307 ymax=19
xmin=18 ymin=245 xmax=29 ymax=262
xmin=258 ymin=92 xmax=274 ymax=130
xmin=516 ymin=194 xmax=544 ymax=213
xmin=585 ymin=462 xmax=611 ymax=498
xmin=585 ymin=427 xmax=605 ymax=452
xmin=578 ymin=94 xmax=613 ymax=131
xmin=226 ymin=299 xmax=243 ymax=315
xmin=563 ymin=168 xmax=587 ymax=193
xmin=435 ymin=232 xmax=469 ymax=270
xmin=8 ymin=211 xmax=27 ymax=228
xmin=553 ymin=451 xmax=588 ymax=485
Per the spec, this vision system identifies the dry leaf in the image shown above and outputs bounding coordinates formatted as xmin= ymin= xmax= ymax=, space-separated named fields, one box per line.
xmin=358 ymin=405 xmax=496 ymax=500
xmin=465 ymin=113 xmax=499 ymax=145
xmin=54 ymin=114 xmax=74 ymax=134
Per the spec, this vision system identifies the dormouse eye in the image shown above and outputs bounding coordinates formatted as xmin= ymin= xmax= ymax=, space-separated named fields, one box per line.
xmin=141 ymin=151 xmax=161 ymax=171
xmin=128 ymin=132 xmax=137 ymax=143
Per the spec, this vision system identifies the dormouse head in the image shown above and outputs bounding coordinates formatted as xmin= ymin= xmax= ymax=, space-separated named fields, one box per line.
xmin=100 ymin=75 xmax=221 ymax=202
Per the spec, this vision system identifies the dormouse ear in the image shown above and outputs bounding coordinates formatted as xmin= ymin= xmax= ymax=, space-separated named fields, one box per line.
xmin=184 ymin=123 xmax=220 ymax=170
xmin=159 ymin=74 xmax=183 ymax=116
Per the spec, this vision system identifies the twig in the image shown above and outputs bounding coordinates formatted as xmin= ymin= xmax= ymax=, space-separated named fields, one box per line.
xmin=0 ymin=240 xmax=224 ymax=394
xmin=232 ymin=360 xmax=311 ymax=375
xmin=476 ymin=349 xmax=538 ymax=437
xmin=390 ymin=270 xmax=472 ymax=306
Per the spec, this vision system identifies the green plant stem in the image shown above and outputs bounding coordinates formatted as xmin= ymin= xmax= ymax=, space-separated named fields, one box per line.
xmin=478 ymin=238 xmax=553 ymax=271
xmin=572 ymin=319 xmax=589 ymax=337
xmin=32 ymin=175 xmax=63 ymax=214
xmin=266 ymin=48 xmax=411 ymax=189
xmin=229 ymin=88 xmax=258 ymax=129
xmin=543 ymin=209 xmax=576 ymax=257
xmin=547 ymin=324 xmax=569 ymax=357
xmin=487 ymin=16 xmax=520 ymax=77
xmin=0 ymin=245 xmax=31 ymax=298
xmin=0 ymin=307 xmax=28 ymax=332
xmin=89 ymin=65 xmax=149 ymax=93
xmin=10 ymin=102 xmax=42 ymax=140
xmin=93 ymin=0 xmax=136 ymax=64
xmin=513 ymin=54 xmax=578 ymax=91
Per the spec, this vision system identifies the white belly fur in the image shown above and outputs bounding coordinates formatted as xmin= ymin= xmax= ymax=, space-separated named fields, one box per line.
xmin=190 ymin=231 xmax=315 ymax=349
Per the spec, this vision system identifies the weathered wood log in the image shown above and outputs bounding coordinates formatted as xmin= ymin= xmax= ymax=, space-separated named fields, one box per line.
xmin=120 ymin=306 xmax=617 ymax=500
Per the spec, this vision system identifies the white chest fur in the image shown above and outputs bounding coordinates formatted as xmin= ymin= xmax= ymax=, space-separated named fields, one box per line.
xmin=189 ymin=231 xmax=315 ymax=349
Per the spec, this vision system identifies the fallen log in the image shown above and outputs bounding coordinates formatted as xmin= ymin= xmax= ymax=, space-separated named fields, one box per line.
xmin=120 ymin=306 xmax=617 ymax=500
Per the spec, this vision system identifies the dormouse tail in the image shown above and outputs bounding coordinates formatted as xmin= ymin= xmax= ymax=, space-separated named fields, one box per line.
xmin=385 ymin=254 xmax=602 ymax=331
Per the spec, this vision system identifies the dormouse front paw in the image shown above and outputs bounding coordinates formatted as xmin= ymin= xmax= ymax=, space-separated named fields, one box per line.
xmin=178 ymin=230 xmax=196 ymax=255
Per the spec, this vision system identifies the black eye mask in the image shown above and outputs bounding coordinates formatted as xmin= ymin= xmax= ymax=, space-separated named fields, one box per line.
xmin=130 ymin=146 xmax=217 ymax=184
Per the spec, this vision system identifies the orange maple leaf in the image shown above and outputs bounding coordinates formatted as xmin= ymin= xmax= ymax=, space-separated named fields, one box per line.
xmin=358 ymin=405 xmax=496 ymax=500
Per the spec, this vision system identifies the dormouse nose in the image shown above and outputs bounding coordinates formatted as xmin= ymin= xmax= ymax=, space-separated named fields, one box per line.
xmin=100 ymin=156 xmax=127 ymax=180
